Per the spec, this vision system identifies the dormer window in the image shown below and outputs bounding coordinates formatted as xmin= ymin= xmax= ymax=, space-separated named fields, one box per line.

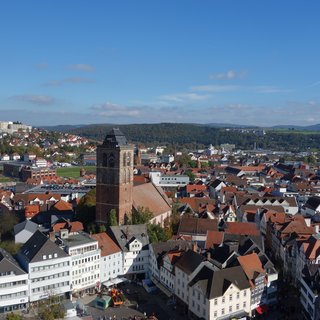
xmin=43 ymin=255 xmax=47 ymax=260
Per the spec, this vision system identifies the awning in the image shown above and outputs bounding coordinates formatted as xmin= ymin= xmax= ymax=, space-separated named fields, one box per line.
xmin=256 ymin=304 xmax=269 ymax=314
xmin=102 ymin=277 xmax=128 ymax=287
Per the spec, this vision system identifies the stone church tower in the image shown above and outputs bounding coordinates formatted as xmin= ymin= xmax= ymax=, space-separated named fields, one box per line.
xmin=96 ymin=128 xmax=134 ymax=225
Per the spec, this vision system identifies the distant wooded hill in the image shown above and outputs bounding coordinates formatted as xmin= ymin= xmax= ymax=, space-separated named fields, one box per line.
xmin=41 ymin=123 xmax=320 ymax=151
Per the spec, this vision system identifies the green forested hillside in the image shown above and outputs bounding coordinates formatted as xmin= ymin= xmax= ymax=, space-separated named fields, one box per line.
xmin=63 ymin=123 xmax=320 ymax=151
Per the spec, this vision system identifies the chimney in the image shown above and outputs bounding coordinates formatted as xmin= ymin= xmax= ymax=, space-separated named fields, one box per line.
xmin=305 ymin=218 xmax=311 ymax=227
xmin=206 ymin=251 xmax=211 ymax=261
xmin=49 ymin=231 xmax=55 ymax=242
xmin=192 ymin=242 xmax=198 ymax=252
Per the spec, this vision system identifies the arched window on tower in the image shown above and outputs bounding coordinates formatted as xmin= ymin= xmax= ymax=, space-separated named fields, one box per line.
xmin=123 ymin=152 xmax=127 ymax=167
xmin=102 ymin=153 xmax=108 ymax=167
xmin=127 ymin=153 xmax=131 ymax=166
xmin=108 ymin=153 xmax=115 ymax=168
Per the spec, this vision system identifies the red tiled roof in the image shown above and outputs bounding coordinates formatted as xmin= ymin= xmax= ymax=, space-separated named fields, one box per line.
xmin=237 ymin=252 xmax=265 ymax=284
xmin=225 ymin=222 xmax=260 ymax=236
xmin=53 ymin=221 xmax=83 ymax=233
xmin=186 ymin=184 xmax=207 ymax=194
xmin=205 ymin=230 xmax=224 ymax=249
xmin=91 ymin=232 xmax=121 ymax=257
xmin=52 ymin=200 xmax=73 ymax=211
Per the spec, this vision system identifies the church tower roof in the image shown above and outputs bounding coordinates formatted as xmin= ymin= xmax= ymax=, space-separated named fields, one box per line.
xmin=103 ymin=128 xmax=128 ymax=147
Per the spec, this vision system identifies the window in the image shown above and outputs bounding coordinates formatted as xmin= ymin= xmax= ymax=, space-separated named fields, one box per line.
xmin=222 ymin=297 xmax=225 ymax=303
xmin=236 ymin=292 xmax=240 ymax=299
xmin=243 ymin=302 xmax=246 ymax=308
xmin=229 ymin=294 xmax=232 ymax=301
xmin=236 ymin=303 xmax=239 ymax=310
xmin=221 ymin=308 xmax=225 ymax=315
xmin=214 ymin=299 xmax=217 ymax=305
xmin=229 ymin=306 xmax=232 ymax=312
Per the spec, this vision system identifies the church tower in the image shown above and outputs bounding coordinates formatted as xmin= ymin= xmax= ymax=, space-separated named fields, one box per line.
xmin=96 ymin=128 xmax=134 ymax=225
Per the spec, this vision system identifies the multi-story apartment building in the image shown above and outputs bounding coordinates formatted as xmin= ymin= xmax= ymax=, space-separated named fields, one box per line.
xmin=57 ymin=229 xmax=100 ymax=294
xmin=174 ymin=250 xmax=204 ymax=307
xmin=0 ymin=249 xmax=28 ymax=313
xmin=91 ymin=232 xmax=123 ymax=285
xmin=17 ymin=231 xmax=71 ymax=302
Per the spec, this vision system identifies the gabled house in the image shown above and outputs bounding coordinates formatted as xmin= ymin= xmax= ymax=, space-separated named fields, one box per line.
xmin=17 ymin=230 xmax=72 ymax=302
xmin=108 ymin=224 xmax=149 ymax=277
xmin=304 ymin=196 xmax=320 ymax=218
xmin=174 ymin=249 xmax=204 ymax=308
xmin=209 ymin=179 xmax=226 ymax=199
xmin=188 ymin=264 xmax=251 ymax=320
xmin=300 ymin=264 xmax=320 ymax=320
xmin=0 ymin=249 xmax=28 ymax=313
xmin=177 ymin=217 xmax=218 ymax=245
xmin=91 ymin=232 xmax=123 ymax=286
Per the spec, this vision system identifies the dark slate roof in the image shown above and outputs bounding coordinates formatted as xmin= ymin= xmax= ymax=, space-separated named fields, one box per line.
xmin=108 ymin=224 xmax=149 ymax=252
xmin=103 ymin=128 xmax=128 ymax=147
xmin=150 ymin=240 xmax=193 ymax=269
xmin=0 ymin=248 xmax=26 ymax=276
xmin=189 ymin=265 xmax=250 ymax=299
xmin=209 ymin=179 xmax=224 ymax=189
xmin=174 ymin=249 xmax=204 ymax=275
xmin=19 ymin=230 xmax=69 ymax=264
xmin=14 ymin=220 xmax=39 ymax=235
xmin=305 ymin=196 xmax=320 ymax=210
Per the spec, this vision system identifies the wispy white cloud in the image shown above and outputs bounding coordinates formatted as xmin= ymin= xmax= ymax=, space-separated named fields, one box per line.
xmin=64 ymin=77 xmax=95 ymax=84
xmin=209 ymin=70 xmax=247 ymax=80
xmin=191 ymin=84 xmax=292 ymax=94
xmin=191 ymin=84 xmax=240 ymax=93
xmin=253 ymin=86 xmax=293 ymax=93
xmin=69 ymin=64 xmax=95 ymax=72
xmin=90 ymin=102 xmax=144 ymax=117
xmin=43 ymin=77 xmax=95 ymax=86
xmin=10 ymin=94 xmax=55 ymax=105
xmin=158 ymin=92 xmax=210 ymax=103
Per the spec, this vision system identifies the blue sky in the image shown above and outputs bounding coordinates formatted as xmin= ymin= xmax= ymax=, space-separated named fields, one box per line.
xmin=0 ymin=1 xmax=320 ymax=126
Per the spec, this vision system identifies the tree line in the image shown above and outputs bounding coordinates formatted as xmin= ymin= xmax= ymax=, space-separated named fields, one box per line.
xmin=67 ymin=123 xmax=320 ymax=152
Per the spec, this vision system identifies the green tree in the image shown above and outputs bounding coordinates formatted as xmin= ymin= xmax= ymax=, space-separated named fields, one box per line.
xmin=185 ymin=169 xmax=196 ymax=182
xmin=0 ymin=241 xmax=22 ymax=255
xmin=6 ymin=313 xmax=22 ymax=320
xmin=107 ymin=209 xmax=118 ymax=226
xmin=98 ymin=224 xmax=106 ymax=233
xmin=147 ymin=224 xmax=170 ymax=243
xmin=176 ymin=154 xmax=192 ymax=167
xmin=38 ymin=298 xmax=65 ymax=320
xmin=132 ymin=207 xmax=153 ymax=225
xmin=0 ymin=212 xmax=19 ymax=240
